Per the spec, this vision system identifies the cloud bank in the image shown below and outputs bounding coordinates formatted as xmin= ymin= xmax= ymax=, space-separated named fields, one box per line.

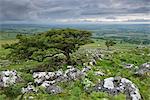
xmin=0 ymin=0 xmax=149 ymax=23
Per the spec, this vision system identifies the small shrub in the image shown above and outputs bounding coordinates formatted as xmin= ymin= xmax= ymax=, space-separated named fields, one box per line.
xmin=3 ymin=83 xmax=25 ymax=98
xmin=21 ymin=73 xmax=34 ymax=83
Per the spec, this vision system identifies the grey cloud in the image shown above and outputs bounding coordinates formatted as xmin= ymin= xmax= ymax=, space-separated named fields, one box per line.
xmin=0 ymin=0 xmax=36 ymax=21
xmin=0 ymin=0 xmax=149 ymax=22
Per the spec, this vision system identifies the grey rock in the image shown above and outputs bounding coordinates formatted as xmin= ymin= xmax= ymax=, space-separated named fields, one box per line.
xmin=82 ymin=66 xmax=92 ymax=73
xmin=135 ymin=62 xmax=150 ymax=75
xmin=41 ymin=80 xmax=56 ymax=88
xmin=94 ymin=77 xmax=141 ymax=100
xmin=64 ymin=67 xmax=84 ymax=81
xmin=94 ymin=71 xmax=105 ymax=76
xmin=21 ymin=83 xmax=38 ymax=94
xmin=46 ymin=85 xmax=63 ymax=94
xmin=0 ymin=70 xmax=22 ymax=87
xmin=124 ymin=64 xmax=134 ymax=69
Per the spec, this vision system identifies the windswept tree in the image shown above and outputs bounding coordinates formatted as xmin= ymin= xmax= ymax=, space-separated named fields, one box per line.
xmin=4 ymin=29 xmax=92 ymax=64
xmin=105 ymin=40 xmax=116 ymax=50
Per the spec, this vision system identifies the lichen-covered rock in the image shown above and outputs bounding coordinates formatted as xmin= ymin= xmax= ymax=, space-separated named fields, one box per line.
xmin=135 ymin=62 xmax=150 ymax=76
xmin=89 ymin=59 xmax=97 ymax=66
xmin=0 ymin=70 xmax=22 ymax=88
xmin=46 ymin=85 xmax=63 ymax=94
xmin=94 ymin=71 xmax=105 ymax=76
xmin=64 ymin=66 xmax=84 ymax=81
xmin=21 ymin=83 xmax=38 ymax=94
xmin=94 ymin=77 xmax=141 ymax=100
xmin=82 ymin=66 xmax=92 ymax=73
xmin=41 ymin=81 xmax=56 ymax=88
xmin=123 ymin=63 xmax=134 ymax=69
xmin=31 ymin=65 xmax=91 ymax=95
xmin=33 ymin=69 xmax=63 ymax=85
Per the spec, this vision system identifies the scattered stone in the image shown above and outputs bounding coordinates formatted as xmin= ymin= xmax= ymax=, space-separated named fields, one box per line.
xmin=94 ymin=71 xmax=105 ymax=76
xmin=94 ymin=77 xmax=141 ymax=100
xmin=21 ymin=83 xmax=38 ymax=94
xmin=33 ymin=69 xmax=63 ymax=85
xmin=123 ymin=64 xmax=134 ymax=69
xmin=135 ymin=62 xmax=150 ymax=76
xmin=82 ymin=66 xmax=92 ymax=73
xmin=0 ymin=70 xmax=22 ymax=88
xmin=41 ymin=81 xmax=56 ymax=88
xmin=67 ymin=66 xmax=73 ymax=69
xmin=46 ymin=85 xmax=63 ymax=94
xmin=64 ymin=67 xmax=84 ymax=81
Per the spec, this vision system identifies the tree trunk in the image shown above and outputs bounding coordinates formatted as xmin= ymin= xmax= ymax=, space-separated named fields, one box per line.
xmin=64 ymin=52 xmax=71 ymax=65
xmin=107 ymin=46 xmax=110 ymax=50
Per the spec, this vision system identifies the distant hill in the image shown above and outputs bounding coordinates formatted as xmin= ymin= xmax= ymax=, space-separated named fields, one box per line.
xmin=0 ymin=24 xmax=150 ymax=42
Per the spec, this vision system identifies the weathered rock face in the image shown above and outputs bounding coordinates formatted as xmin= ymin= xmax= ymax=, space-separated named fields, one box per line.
xmin=64 ymin=66 xmax=84 ymax=81
xmin=31 ymin=66 xmax=88 ymax=94
xmin=82 ymin=66 xmax=91 ymax=73
xmin=0 ymin=70 xmax=22 ymax=88
xmin=33 ymin=69 xmax=63 ymax=85
xmin=94 ymin=71 xmax=105 ymax=76
xmin=94 ymin=77 xmax=141 ymax=100
xmin=33 ymin=66 xmax=87 ymax=86
xmin=21 ymin=83 xmax=38 ymax=94
xmin=135 ymin=62 xmax=150 ymax=76
xmin=46 ymin=85 xmax=63 ymax=94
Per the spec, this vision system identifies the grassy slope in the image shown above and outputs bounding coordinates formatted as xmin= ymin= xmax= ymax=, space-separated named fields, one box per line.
xmin=0 ymin=39 xmax=150 ymax=100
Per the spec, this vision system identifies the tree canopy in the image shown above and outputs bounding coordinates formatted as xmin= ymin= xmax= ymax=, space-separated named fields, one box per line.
xmin=4 ymin=29 xmax=92 ymax=64
xmin=105 ymin=40 xmax=116 ymax=50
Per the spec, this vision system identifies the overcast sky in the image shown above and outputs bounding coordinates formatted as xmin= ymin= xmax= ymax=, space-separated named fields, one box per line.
xmin=0 ymin=0 xmax=150 ymax=23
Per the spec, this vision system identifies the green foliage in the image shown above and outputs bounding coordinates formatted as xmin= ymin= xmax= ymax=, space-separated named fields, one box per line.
xmin=90 ymin=92 xmax=109 ymax=100
xmin=3 ymin=83 xmax=25 ymax=99
xmin=71 ymin=48 xmax=91 ymax=65
xmin=113 ymin=93 xmax=126 ymax=100
xmin=0 ymin=94 xmax=7 ymax=100
xmin=86 ymin=70 xmax=99 ymax=83
xmin=21 ymin=73 xmax=34 ymax=83
xmin=105 ymin=40 xmax=116 ymax=50
xmin=4 ymin=29 xmax=92 ymax=65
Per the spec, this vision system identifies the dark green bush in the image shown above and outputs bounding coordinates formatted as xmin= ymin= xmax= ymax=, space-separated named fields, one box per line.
xmin=3 ymin=83 xmax=25 ymax=98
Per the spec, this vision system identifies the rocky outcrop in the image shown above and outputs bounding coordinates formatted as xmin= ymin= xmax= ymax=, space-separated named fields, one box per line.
xmin=135 ymin=62 xmax=150 ymax=76
xmin=31 ymin=66 xmax=87 ymax=94
xmin=21 ymin=83 xmax=38 ymax=94
xmin=94 ymin=76 xmax=141 ymax=100
xmin=0 ymin=70 xmax=22 ymax=88
xmin=33 ymin=66 xmax=86 ymax=86
xmin=64 ymin=66 xmax=84 ymax=81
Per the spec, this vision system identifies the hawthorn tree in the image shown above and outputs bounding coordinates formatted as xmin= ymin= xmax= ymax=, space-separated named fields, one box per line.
xmin=105 ymin=40 xmax=116 ymax=50
xmin=4 ymin=29 xmax=92 ymax=64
